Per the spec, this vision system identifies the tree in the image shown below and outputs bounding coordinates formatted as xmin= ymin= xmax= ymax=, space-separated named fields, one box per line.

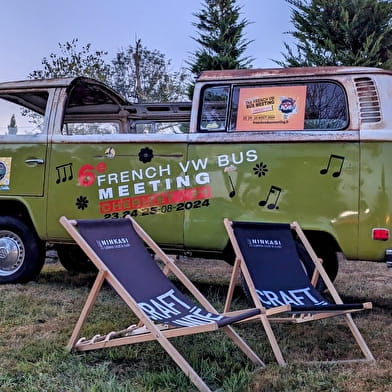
xmin=187 ymin=0 xmax=253 ymax=96
xmin=28 ymin=38 xmax=111 ymax=82
xmin=111 ymin=38 xmax=189 ymax=103
xmin=28 ymin=38 xmax=188 ymax=103
xmin=276 ymin=0 xmax=392 ymax=69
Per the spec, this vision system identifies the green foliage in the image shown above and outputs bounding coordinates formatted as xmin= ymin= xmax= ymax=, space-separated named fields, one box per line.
xmin=29 ymin=37 xmax=190 ymax=103
xmin=277 ymin=0 xmax=392 ymax=69
xmin=187 ymin=0 xmax=253 ymax=98
xmin=111 ymin=38 xmax=190 ymax=103
xmin=28 ymin=38 xmax=112 ymax=83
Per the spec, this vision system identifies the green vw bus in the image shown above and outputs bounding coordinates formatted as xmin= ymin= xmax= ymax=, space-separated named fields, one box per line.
xmin=0 ymin=66 xmax=390 ymax=283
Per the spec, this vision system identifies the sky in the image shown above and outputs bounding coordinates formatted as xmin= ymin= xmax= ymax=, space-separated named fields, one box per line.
xmin=0 ymin=0 xmax=295 ymax=82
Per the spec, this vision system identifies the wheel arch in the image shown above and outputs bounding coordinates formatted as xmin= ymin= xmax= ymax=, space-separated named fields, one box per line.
xmin=0 ymin=200 xmax=46 ymax=283
xmin=0 ymin=199 xmax=41 ymax=237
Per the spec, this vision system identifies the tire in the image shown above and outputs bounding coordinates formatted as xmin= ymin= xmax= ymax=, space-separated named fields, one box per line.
xmin=0 ymin=216 xmax=45 ymax=284
xmin=56 ymin=244 xmax=96 ymax=273
xmin=312 ymin=245 xmax=339 ymax=283
xmin=295 ymin=242 xmax=340 ymax=292
xmin=296 ymin=242 xmax=327 ymax=292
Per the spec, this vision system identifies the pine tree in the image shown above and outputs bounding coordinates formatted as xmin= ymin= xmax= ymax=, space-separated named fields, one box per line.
xmin=188 ymin=0 xmax=253 ymax=96
xmin=276 ymin=0 xmax=392 ymax=69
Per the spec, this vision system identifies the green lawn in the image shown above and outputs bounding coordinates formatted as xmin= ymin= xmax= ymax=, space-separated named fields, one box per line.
xmin=0 ymin=256 xmax=390 ymax=392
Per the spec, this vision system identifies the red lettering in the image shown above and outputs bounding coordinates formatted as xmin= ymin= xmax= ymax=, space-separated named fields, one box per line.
xmin=99 ymin=186 xmax=212 ymax=214
xmin=100 ymin=201 xmax=112 ymax=214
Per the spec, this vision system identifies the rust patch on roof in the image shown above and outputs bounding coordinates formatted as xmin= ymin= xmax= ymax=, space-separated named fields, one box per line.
xmin=197 ymin=66 xmax=391 ymax=82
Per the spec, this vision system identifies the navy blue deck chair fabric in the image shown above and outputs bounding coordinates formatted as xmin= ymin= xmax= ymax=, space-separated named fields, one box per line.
xmin=77 ymin=218 xmax=260 ymax=328
xmin=231 ymin=221 xmax=365 ymax=312
xmin=224 ymin=219 xmax=374 ymax=365
xmin=62 ymin=216 xmax=265 ymax=392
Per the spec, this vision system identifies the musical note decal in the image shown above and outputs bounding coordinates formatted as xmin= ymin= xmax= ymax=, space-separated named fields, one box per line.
xmin=259 ymin=185 xmax=282 ymax=209
xmin=228 ymin=175 xmax=236 ymax=198
xmin=224 ymin=165 xmax=237 ymax=198
xmin=320 ymin=154 xmax=345 ymax=177
xmin=55 ymin=163 xmax=73 ymax=184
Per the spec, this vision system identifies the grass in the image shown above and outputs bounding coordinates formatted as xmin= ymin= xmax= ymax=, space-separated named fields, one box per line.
xmin=0 ymin=254 xmax=391 ymax=392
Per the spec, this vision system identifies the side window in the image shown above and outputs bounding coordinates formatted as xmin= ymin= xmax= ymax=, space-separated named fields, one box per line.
xmin=134 ymin=121 xmax=189 ymax=134
xmin=200 ymin=86 xmax=230 ymax=131
xmin=62 ymin=122 xmax=119 ymax=135
xmin=304 ymin=83 xmax=347 ymax=129
xmin=230 ymin=82 xmax=347 ymax=131
xmin=135 ymin=122 xmax=153 ymax=134
xmin=155 ymin=121 xmax=189 ymax=134
xmin=0 ymin=92 xmax=48 ymax=136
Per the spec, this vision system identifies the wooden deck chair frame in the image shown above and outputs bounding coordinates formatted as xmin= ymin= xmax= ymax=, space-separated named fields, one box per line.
xmin=223 ymin=218 xmax=375 ymax=366
xmin=60 ymin=216 xmax=264 ymax=392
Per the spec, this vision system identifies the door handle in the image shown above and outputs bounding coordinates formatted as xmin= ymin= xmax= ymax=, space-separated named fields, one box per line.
xmin=25 ymin=158 xmax=44 ymax=165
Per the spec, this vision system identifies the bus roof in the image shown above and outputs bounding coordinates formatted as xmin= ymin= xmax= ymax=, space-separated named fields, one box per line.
xmin=197 ymin=66 xmax=392 ymax=82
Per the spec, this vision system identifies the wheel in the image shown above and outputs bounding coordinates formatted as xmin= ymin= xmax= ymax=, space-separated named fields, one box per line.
xmin=302 ymin=233 xmax=340 ymax=283
xmin=296 ymin=242 xmax=326 ymax=291
xmin=295 ymin=242 xmax=339 ymax=292
xmin=0 ymin=216 xmax=45 ymax=284
xmin=312 ymin=245 xmax=339 ymax=283
xmin=56 ymin=244 xmax=96 ymax=273
xmin=222 ymin=241 xmax=235 ymax=265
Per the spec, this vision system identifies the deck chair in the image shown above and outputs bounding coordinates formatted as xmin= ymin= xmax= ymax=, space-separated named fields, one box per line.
xmin=59 ymin=216 xmax=264 ymax=392
xmin=223 ymin=219 xmax=375 ymax=365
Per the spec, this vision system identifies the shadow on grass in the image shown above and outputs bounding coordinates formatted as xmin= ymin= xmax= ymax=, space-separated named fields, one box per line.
xmin=38 ymin=264 xmax=97 ymax=289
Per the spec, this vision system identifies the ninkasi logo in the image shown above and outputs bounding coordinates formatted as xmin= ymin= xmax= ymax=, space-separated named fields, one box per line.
xmin=247 ymin=238 xmax=282 ymax=248
xmin=96 ymin=237 xmax=130 ymax=250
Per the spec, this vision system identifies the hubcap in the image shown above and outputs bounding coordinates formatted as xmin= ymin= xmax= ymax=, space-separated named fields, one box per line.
xmin=0 ymin=231 xmax=24 ymax=276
